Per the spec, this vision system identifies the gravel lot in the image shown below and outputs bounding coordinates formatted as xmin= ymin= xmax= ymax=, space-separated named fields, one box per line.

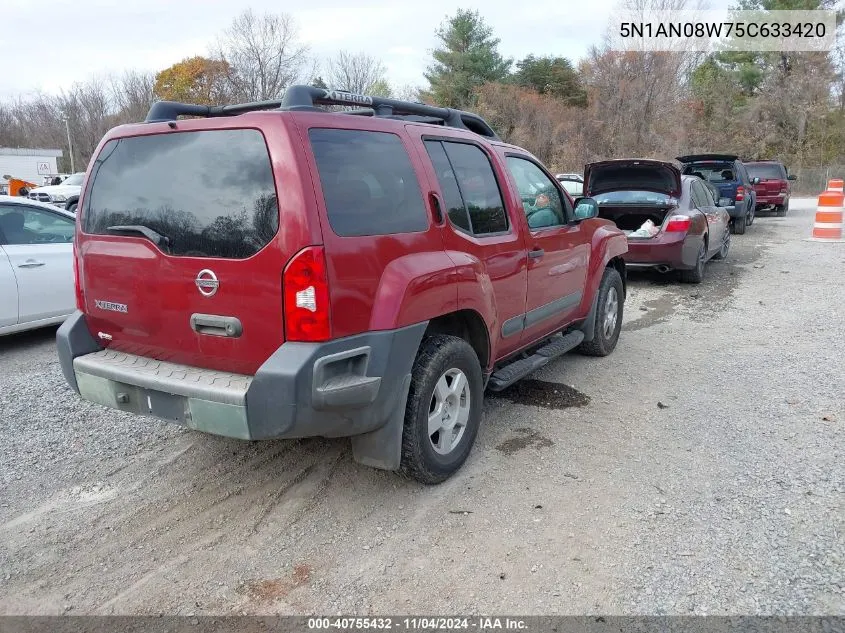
xmin=0 ymin=198 xmax=842 ymax=616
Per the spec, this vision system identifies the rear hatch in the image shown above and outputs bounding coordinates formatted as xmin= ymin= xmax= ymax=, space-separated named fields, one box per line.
xmin=584 ymin=159 xmax=681 ymax=238
xmin=746 ymin=162 xmax=787 ymax=197
xmin=77 ymin=122 xmax=305 ymax=375
xmin=676 ymin=154 xmax=739 ymax=200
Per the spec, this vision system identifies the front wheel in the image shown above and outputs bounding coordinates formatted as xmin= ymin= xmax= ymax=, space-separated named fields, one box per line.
xmin=578 ymin=266 xmax=624 ymax=357
xmin=67 ymin=201 xmax=78 ymax=213
xmin=747 ymin=204 xmax=755 ymax=226
xmin=400 ymin=335 xmax=484 ymax=485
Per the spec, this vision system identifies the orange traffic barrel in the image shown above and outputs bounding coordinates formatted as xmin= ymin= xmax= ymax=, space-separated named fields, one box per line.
xmin=810 ymin=190 xmax=844 ymax=241
xmin=827 ymin=178 xmax=844 ymax=193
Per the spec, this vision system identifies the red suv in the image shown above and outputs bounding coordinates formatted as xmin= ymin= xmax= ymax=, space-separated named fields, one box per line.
xmin=57 ymin=86 xmax=628 ymax=483
xmin=746 ymin=160 xmax=796 ymax=216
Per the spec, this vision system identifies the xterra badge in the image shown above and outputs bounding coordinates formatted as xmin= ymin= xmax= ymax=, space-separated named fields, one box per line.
xmin=94 ymin=300 xmax=128 ymax=313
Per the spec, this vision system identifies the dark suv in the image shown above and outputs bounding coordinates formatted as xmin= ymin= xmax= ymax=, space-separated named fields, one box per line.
xmin=57 ymin=86 xmax=628 ymax=484
xmin=745 ymin=160 xmax=796 ymax=216
xmin=677 ymin=154 xmax=759 ymax=235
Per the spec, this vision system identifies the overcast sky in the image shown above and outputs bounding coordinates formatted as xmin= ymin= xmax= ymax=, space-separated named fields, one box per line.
xmin=1 ymin=0 xmax=737 ymax=100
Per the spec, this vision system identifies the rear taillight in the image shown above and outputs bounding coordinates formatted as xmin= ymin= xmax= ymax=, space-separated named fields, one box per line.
xmin=665 ymin=215 xmax=692 ymax=232
xmin=735 ymin=186 xmax=744 ymax=202
xmin=73 ymin=248 xmax=84 ymax=310
xmin=283 ymin=246 xmax=331 ymax=342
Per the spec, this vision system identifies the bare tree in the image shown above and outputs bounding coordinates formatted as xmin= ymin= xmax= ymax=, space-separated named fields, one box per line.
xmin=325 ymin=51 xmax=389 ymax=95
xmin=216 ymin=9 xmax=310 ymax=101
xmin=110 ymin=70 xmax=155 ymax=122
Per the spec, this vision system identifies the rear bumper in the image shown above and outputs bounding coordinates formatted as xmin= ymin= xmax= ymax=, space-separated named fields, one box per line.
xmin=57 ymin=311 xmax=426 ymax=441
xmin=721 ymin=204 xmax=747 ymax=219
xmin=623 ymin=233 xmax=700 ymax=270
xmin=755 ymin=193 xmax=787 ymax=207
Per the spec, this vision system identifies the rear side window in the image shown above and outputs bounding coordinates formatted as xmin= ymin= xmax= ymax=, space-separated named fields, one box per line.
xmin=690 ymin=181 xmax=709 ymax=208
xmin=84 ymin=129 xmax=278 ymax=259
xmin=423 ymin=140 xmax=508 ymax=236
xmin=308 ymin=129 xmax=428 ymax=237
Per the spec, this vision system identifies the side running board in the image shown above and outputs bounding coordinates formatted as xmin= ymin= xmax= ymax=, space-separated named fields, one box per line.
xmin=486 ymin=330 xmax=584 ymax=392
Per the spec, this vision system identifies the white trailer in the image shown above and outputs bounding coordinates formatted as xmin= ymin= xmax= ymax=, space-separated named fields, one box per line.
xmin=0 ymin=148 xmax=64 ymax=193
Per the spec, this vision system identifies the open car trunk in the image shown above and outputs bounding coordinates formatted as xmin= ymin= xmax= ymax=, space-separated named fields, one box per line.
xmin=597 ymin=205 xmax=674 ymax=238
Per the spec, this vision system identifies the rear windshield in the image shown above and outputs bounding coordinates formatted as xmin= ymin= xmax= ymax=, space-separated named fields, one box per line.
xmin=747 ymin=163 xmax=784 ymax=180
xmin=594 ymin=190 xmax=673 ymax=205
xmin=83 ymin=129 xmax=278 ymax=259
xmin=682 ymin=163 xmax=736 ymax=182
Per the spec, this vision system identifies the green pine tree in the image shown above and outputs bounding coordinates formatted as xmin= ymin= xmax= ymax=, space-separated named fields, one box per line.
xmin=423 ymin=9 xmax=512 ymax=109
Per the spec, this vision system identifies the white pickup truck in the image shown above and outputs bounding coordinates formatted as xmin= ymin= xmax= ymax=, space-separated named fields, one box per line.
xmin=27 ymin=172 xmax=85 ymax=212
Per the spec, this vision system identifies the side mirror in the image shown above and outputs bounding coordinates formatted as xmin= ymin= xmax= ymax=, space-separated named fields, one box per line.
xmin=787 ymin=174 xmax=797 ymax=181
xmin=752 ymin=177 xmax=761 ymax=185
xmin=574 ymin=197 xmax=599 ymax=220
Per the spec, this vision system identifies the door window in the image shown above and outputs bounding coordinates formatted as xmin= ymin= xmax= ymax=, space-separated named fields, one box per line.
xmin=424 ymin=140 xmax=509 ymax=236
xmin=505 ymin=157 xmax=569 ymax=229
xmin=0 ymin=205 xmax=75 ymax=245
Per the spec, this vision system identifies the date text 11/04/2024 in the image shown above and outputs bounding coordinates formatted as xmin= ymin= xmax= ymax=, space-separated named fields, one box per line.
xmin=307 ymin=617 xmax=528 ymax=630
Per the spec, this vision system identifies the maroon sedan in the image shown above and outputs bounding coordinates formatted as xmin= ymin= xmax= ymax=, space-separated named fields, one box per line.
xmin=583 ymin=159 xmax=732 ymax=283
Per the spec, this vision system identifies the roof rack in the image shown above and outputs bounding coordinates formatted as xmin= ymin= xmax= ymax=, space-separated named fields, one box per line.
xmin=144 ymin=85 xmax=501 ymax=141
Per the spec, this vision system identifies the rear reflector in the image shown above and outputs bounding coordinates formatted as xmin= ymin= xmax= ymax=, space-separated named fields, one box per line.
xmin=665 ymin=215 xmax=692 ymax=232
xmin=73 ymin=247 xmax=84 ymax=310
xmin=284 ymin=246 xmax=331 ymax=342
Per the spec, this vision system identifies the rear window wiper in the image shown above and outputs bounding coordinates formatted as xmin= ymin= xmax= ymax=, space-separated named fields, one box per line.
xmin=106 ymin=225 xmax=170 ymax=250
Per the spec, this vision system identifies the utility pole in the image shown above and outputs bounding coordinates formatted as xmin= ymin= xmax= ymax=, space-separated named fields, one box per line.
xmin=61 ymin=111 xmax=74 ymax=173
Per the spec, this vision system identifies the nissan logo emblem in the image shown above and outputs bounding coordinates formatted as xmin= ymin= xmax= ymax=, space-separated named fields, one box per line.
xmin=195 ymin=269 xmax=219 ymax=297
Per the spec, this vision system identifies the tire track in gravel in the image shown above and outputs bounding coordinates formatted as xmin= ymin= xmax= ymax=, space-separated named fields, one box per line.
xmin=1 ymin=436 xmax=347 ymax=613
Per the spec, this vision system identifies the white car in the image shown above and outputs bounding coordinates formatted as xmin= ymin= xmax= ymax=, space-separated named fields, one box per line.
xmin=0 ymin=196 xmax=76 ymax=336
xmin=27 ymin=172 xmax=85 ymax=211
xmin=556 ymin=173 xmax=584 ymax=197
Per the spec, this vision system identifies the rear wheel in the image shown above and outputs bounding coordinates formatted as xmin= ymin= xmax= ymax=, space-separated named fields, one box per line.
xmin=680 ymin=241 xmax=706 ymax=283
xmin=578 ymin=266 xmax=624 ymax=357
xmin=776 ymin=199 xmax=789 ymax=216
xmin=712 ymin=229 xmax=730 ymax=260
xmin=732 ymin=214 xmax=747 ymax=235
xmin=400 ymin=335 xmax=483 ymax=485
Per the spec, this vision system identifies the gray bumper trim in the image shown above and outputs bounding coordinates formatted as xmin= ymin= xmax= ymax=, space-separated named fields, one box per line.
xmin=73 ymin=350 xmax=252 ymax=406
xmin=57 ymin=312 xmax=428 ymax=461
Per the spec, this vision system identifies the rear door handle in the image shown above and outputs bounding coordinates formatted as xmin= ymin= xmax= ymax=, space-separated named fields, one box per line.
xmin=528 ymin=248 xmax=544 ymax=259
xmin=18 ymin=260 xmax=45 ymax=268
xmin=190 ymin=313 xmax=243 ymax=338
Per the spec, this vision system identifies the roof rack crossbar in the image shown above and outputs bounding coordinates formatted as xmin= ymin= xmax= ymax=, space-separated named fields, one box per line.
xmin=143 ymin=85 xmax=500 ymax=140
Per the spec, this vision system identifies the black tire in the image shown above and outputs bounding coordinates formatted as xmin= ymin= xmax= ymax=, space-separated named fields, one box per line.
xmin=776 ymin=200 xmax=788 ymax=217
xmin=577 ymin=266 xmax=624 ymax=357
xmin=400 ymin=334 xmax=484 ymax=485
xmin=67 ymin=201 xmax=78 ymax=213
xmin=712 ymin=229 xmax=730 ymax=260
xmin=680 ymin=241 xmax=706 ymax=283
xmin=732 ymin=214 xmax=747 ymax=235
xmin=747 ymin=204 xmax=755 ymax=226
